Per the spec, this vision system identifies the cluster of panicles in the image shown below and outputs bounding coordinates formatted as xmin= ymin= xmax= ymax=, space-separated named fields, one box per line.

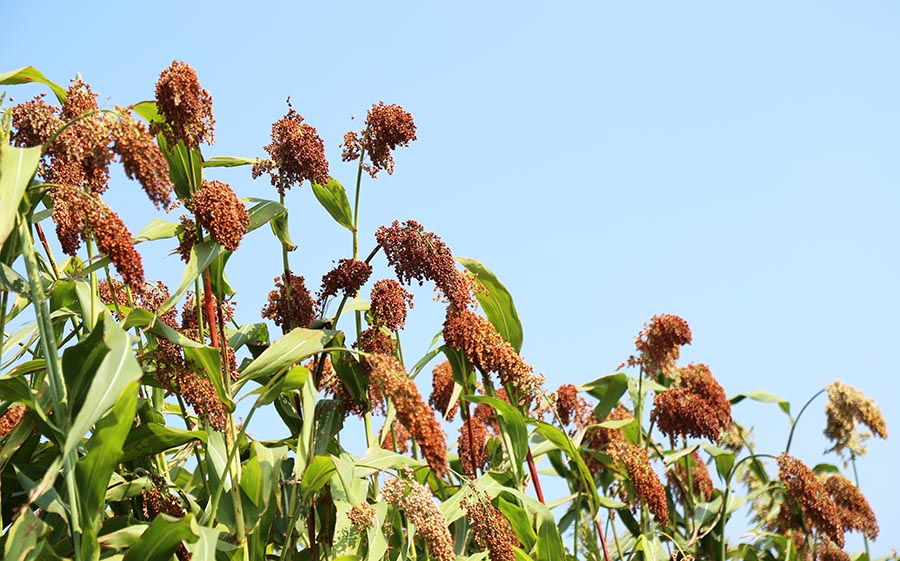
xmin=375 ymin=220 xmax=472 ymax=310
xmin=318 ymin=259 xmax=373 ymax=304
xmin=110 ymin=107 xmax=172 ymax=209
xmin=98 ymin=278 xmax=177 ymax=327
xmin=556 ymin=383 xmax=591 ymax=428
xmin=180 ymin=291 xmax=236 ymax=333
xmin=823 ymin=474 xmax=878 ymax=540
xmin=776 ymin=453 xmax=844 ymax=548
xmin=381 ymin=419 xmax=411 ymax=454
xmin=368 ymin=355 xmax=448 ymax=477
xmin=668 ymin=450 xmax=714 ymax=503
xmin=356 ymin=327 xmax=395 ymax=356
xmin=428 ymin=360 xmax=459 ymax=421
xmin=177 ymin=216 xmax=197 ymax=262
xmin=824 ymin=381 xmax=888 ymax=461
xmin=152 ymin=60 xmax=215 ymax=148
xmin=319 ymin=355 xmax=385 ymax=417
xmin=474 ymin=387 xmax=509 ymax=435
xmin=627 ymin=314 xmax=692 ymax=379
xmin=341 ymin=102 xmax=417 ymax=178
xmin=651 ymin=363 xmax=732 ymax=443
xmin=252 ymin=102 xmax=329 ymax=193
xmin=369 ymin=279 xmax=414 ymax=331
xmin=347 ymin=503 xmax=376 ymax=530
xmin=458 ymin=416 xmax=489 ymax=476
xmin=54 ymin=78 xmax=111 ymax=195
xmin=261 ymin=273 xmax=317 ymax=333
xmin=142 ymin=477 xmax=191 ymax=561
xmin=582 ymin=406 xmax=633 ymax=475
xmin=153 ymin=345 xmax=228 ymax=432
xmin=188 ymin=180 xmax=249 ymax=252
xmin=382 ymin=468 xmax=455 ymax=561
xmin=0 ymin=405 xmax=28 ymax=436
xmin=10 ymin=94 xmax=63 ymax=148
xmin=443 ymin=309 xmax=544 ymax=403
xmin=462 ymin=486 xmax=520 ymax=561
xmin=608 ymin=441 xmax=669 ymax=523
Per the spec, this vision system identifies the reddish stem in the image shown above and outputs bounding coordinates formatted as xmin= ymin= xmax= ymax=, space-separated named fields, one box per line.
xmin=594 ymin=516 xmax=612 ymax=561
xmin=525 ymin=449 xmax=545 ymax=504
xmin=202 ymin=271 xmax=219 ymax=349
xmin=464 ymin=402 xmax=479 ymax=478
xmin=308 ymin=502 xmax=317 ymax=560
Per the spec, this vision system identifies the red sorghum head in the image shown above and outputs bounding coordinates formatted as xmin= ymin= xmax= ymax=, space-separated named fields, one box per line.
xmin=608 ymin=441 xmax=669 ymax=523
xmin=429 ymin=360 xmax=459 ymax=421
xmin=152 ymin=60 xmax=215 ymax=148
xmin=776 ymin=453 xmax=844 ymax=548
xmin=252 ymin=101 xmax=329 ymax=194
xmin=651 ymin=363 xmax=732 ymax=443
xmin=627 ymin=314 xmax=692 ymax=379
xmin=188 ymin=180 xmax=248 ymax=252
xmin=462 ymin=485 xmax=520 ymax=561
xmin=261 ymin=273 xmax=317 ymax=333
xmin=342 ymin=102 xmax=416 ymax=177
xmin=318 ymin=259 xmax=372 ymax=305
xmin=110 ymin=107 xmax=172 ymax=209
xmin=369 ymin=279 xmax=414 ymax=331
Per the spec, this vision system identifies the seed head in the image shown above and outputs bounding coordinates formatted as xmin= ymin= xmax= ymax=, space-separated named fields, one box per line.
xmin=381 ymin=419 xmax=411 ymax=454
xmin=261 ymin=273 xmax=317 ymax=333
xmin=347 ymin=503 xmax=376 ymax=530
xmin=318 ymin=259 xmax=372 ymax=305
xmin=152 ymin=60 xmax=215 ymax=147
xmin=382 ymin=468 xmax=454 ymax=561
xmin=651 ymin=363 xmax=732 ymax=443
xmin=11 ymin=94 xmax=62 ymax=148
xmin=93 ymin=203 xmax=145 ymax=287
xmin=0 ymin=405 xmax=27 ymax=436
xmin=823 ymin=474 xmax=878 ymax=539
xmin=462 ymin=485 xmax=520 ymax=561
xmin=608 ymin=441 xmax=669 ymax=523
xmin=776 ymin=453 xmax=844 ymax=548
xmin=188 ymin=180 xmax=248 ymax=252
xmin=343 ymin=102 xmax=416 ymax=177
xmin=429 ymin=360 xmax=459 ymax=421
xmin=824 ymin=381 xmax=888 ymax=462
xmin=110 ymin=107 xmax=172 ymax=209
xmin=627 ymin=314 xmax=692 ymax=379
xmin=668 ymin=450 xmax=714 ymax=503
xmin=817 ymin=542 xmax=850 ymax=561
xmin=458 ymin=416 xmax=489 ymax=476
xmin=370 ymin=279 xmax=414 ymax=331
xmin=253 ymin=101 xmax=329 ymax=194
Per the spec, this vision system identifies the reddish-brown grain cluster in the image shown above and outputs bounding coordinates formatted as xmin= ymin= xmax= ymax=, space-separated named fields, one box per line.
xmin=462 ymin=487 xmax=520 ymax=561
xmin=628 ymin=314 xmax=692 ymax=378
xmin=382 ymin=468 xmax=454 ymax=561
xmin=93 ymin=203 xmax=145 ymax=287
xmin=582 ymin=405 xmax=633 ymax=476
xmin=53 ymin=78 xmax=111 ymax=195
xmin=608 ymin=441 xmax=669 ymax=523
xmin=556 ymin=383 xmax=590 ymax=428
xmin=776 ymin=453 xmax=844 ymax=547
xmin=188 ymin=180 xmax=248 ymax=252
xmin=443 ymin=309 xmax=543 ymax=402
xmin=368 ymin=355 xmax=447 ymax=477
xmin=369 ymin=279 xmax=414 ymax=331
xmin=458 ymin=416 xmax=490 ymax=476
xmin=668 ymin=450 xmax=714 ymax=503
xmin=429 ymin=360 xmax=459 ymax=421
xmin=261 ymin=273 xmax=317 ymax=333
xmin=317 ymin=259 xmax=373 ymax=304
xmin=375 ymin=220 xmax=471 ymax=310
xmin=817 ymin=542 xmax=851 ymax=561
xmin=110 ymin=108 xmax=172 ymax=209
xmin=11 ymin=94 xmax=62 ymax=148
xmin=651 ymin=363 xmax=732 ymax=443
xmin=341 ymin=102 xmax=416 ymax=177
xmin=0 ymin=405 xmax=27 ymax=436
xmin=381 ymin=419 xmax=411 ymax=454
xmin=823 ymin=474 xmax=878 ymax=539
xmin=152 ymin=60 xmax=215 ymax=148
xmin=142 ymin=477 xmax=191 ymax=561
xmin=252 ymin=102 xmax=329 ymax=193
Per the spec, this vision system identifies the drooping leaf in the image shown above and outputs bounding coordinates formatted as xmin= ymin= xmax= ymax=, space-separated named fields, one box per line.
xmin=0 ymin=262 xmax=30 ymax=297
xmin=183 ymin=345 xmax=232 ymax=409
xmin=583 ymin=372 xmax=629 ymax=423
xmin=4 ymin=505 xmax=51 ymax=561
xmin=457 ymin=257 xmax=523 ymax=352
xmin=0 ymin=145 xmax=42 ymax=250
xmin=730 ymin=388 xmax=791 ymax=416
xmin=237 ymin=328 xmax=333 ymax=391
xmin=700 ymin=442 xmax=736 ymax=480
xmin=246 ymin=198 xmax=285 ymax=232
xmin=464 ymin=395 xmax=528 ymax=482
xmin=300 ymin=455 xmax=337 ymax=499
xmin=0 ymin=66 xmax=67 ymax=103
xmin=158 ymin=241 xmax=225 ymax=313
xmin=121 ymin=423 xmax=207 ymax=462
xmin=133 ymin=218 xmax=180 ymax=242
xmin=203 ymin=156 xmax=256 ymax=168
xmin=311 ymin=177 xmax=354 ymax=232
xmin=122 ymin=514 xmax=198 ymax=561
xmin=270 ymin=209 xmax=296 ymax=250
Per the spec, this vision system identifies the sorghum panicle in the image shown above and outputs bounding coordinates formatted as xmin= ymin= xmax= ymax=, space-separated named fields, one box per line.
xmin=152 ymin=60 xmax=215 ymax=148
xmin=608 ymin=440 xmax=669 ymax=523
xmin=668 ymin=450 xmax=714 ymax=503
xmin=11 ymin=94 xmax=62 ymax=148
xmin=188 ymin=180 xmax=248 ymax=252
xmin=823 ymin=474 xmax=878 ymax=539
xmin=428 ymin=360 xmax=459 ymax=421
xmin=824 ymin=380 xmax=888 ymax=461
xmin=261 ymin=273 xmax=317 ymax=333
xmin=458 ymin=416 xmax=489 ymax=476
xmin=776 ymin=453 xmax=844 ymax=548
xmin=93 ymin=203 xmax=145 ymax=287
xmin=382 ymin=468 xmax=454 ymax=561
xmin=317 ymin=259 xmax=373 ymax=305
xmin=380 ymin=419 xmax=411 ymax=454
xmin=462 ymin=486 xmax=520 ymax=561
xmin=627 ymin=314 xmax=692 ymax=379
xmin=370 ymin=279 xmax=414 ymax=331
xmin=110 ymin=107 xmax=172 ymax=209
xmin=651 ymin=363 xmax=732 ymax=443
xmin=343 ymin=102 xmax=417 ymax=177
xmin=252 ymin=102 xmax=329 ymax=194
xmin=0 ymin=405 xmax=27 ymax=436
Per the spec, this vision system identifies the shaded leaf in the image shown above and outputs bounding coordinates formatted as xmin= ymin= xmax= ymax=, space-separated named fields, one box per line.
xmin=237 ymin=328 xmax=333 ymax=391
xmin=121 ymin=423 xmax=207 ymax=462
xmin=122 ymin=514 xmax=198 ymax=561
xmin=133 ymin=218 xmax=180 ymax=242
xmin=300 ymin=455 xmax=337 ymax=499
xmin=464 ymin=395 xmax=528 ymax=482
xmin=583 ymin=373 xmax=629 ymax=423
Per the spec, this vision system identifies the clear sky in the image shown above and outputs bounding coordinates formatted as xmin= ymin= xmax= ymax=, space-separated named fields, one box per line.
xmin=3 ymin=1 xmax=897 ymax=555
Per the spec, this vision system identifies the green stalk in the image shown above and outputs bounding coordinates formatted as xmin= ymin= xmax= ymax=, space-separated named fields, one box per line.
xmin=279 ymin=190 xmax=294 ymax=331
xmin=785 ymin=388 xmax=826 ymax=454
xmin=85 ymin=237 xmax=99 ymax=331
xmin=20 ymin=219 xmax=82 ymax=558
xmin=850 ymin=455 xmax=870 ymax=559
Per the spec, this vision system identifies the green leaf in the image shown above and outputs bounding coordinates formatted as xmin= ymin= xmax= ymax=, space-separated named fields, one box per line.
xmin=64 ymin=312 xmax=143 ymax=455
xmin=183 ymin=345 xmax=232 ymax=409
xmin=0 ymin=262 xmax=30 ymax=297
xmin=0 ymin=66 xmax=67 ymax=103
xmin=248 ymin=364 xmax=309 ymax=406
xmin=730 ymin=388 xmax=791 ymax=416
xmin=133 ymin=218 xmax=180 ymax=242
xmin=270 ymin=209 xmax=296 ymax=250
xmin=187 ymin=519 xmax=220 ymax=561
xmin=239 ymin=442 xmax=287 ymax=531
xmin=122 ymin=514 xmax=198 ymax=561
xmin=246 ymin=198 xmax=286 ymax=232
xmin=457 ymin=257 xmax=524 ymax=352
xmin=76 ymin=384 xmax=139 ymax=560
xmin=700 ymin=442 xmax=735 ymax=480
xmin=237 ymin=328 xmax=333 ymax=391
xmin=123 ymin=308 xmax=205 ymax=349
xmin=464 ymin=395 xmax=528 ymax=482
xmin=0 ymin=373 xmax=34 ymax=404
xmin=4 ymin=506 xmax=50 ymax=561
xmin=300 ymin=455 xmax=337 ymax=499
xmin=158 ymin=240 xmax=225 ymax=313
xmin=132 ymin=101 xmax=162 ymax=124
xmin=313 ymin=399 xmax=344 ymax=456
xmin=0 ymin=145 xmax=42 ymax=250
xmin=311 ymin=177 xmax=354 ymax=232
xmin=354 ymin=447 xmax=424 ymax=477
xmin=121 ymin=423 xmax=207 ymax=462
xmin=583 ymin=373 xmax=629 ymax=423
xmin=496 ymin=495 xmax=537 ymax=551
xmin=203 ymin=156 xmax=256 ymax=168
xmin=663 ymin=444 xmax=700 ymax=466
xmin=535 ymin=514 xmax=566 ymax=561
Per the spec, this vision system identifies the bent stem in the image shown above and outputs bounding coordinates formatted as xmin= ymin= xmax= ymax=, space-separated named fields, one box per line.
xmin=785 ymin=388 xmax=826 ymax=454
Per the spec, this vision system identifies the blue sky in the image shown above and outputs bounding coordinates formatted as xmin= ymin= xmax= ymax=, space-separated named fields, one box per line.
xmin=3 ymin=1 xmax=898 ymax=555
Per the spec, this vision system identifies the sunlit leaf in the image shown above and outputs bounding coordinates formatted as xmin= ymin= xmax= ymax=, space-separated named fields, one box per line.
xmin=311 ymin=177 xmax=353 ymax=232
xmin=237 ymin=328 xmax=333 ymax=391
xmin=122 ymin=514 xmax=198 ymax=561
xmin=730 ymin=388 xmax=791 ymax=416
xmin=0 ymin=145 xmax=41 ymax=250
xmin=457 ymin=257 xmax=523 ymax=352
xmin=203 ymin=155 xmax=256 ymax=168
xmin=0 ymin=66 xmax=67 ymax=103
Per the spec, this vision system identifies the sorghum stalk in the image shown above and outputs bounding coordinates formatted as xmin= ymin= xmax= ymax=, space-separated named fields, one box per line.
xmin=850 ymin=455 xmax=871 ymax=559
xmin=785 ymin=388 xmax=826 ymax=454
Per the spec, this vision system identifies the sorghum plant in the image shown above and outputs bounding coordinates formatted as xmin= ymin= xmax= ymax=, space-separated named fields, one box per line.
xmin=0 ymin=64 xmax=893 ymax=561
